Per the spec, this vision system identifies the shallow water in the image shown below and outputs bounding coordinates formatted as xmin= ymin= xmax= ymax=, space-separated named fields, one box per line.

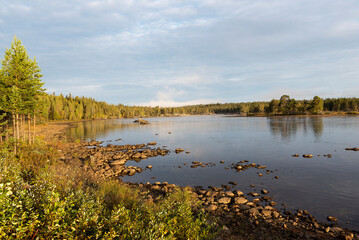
xmin=67 ymin=115 xmax=359 ymax=230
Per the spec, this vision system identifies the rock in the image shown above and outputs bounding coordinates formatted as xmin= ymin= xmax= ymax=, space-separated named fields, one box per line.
xmin=248 ymin=192 xmax=260 ymax=197
xmin=220 ymin=161 xmax=225 ymax=163
xmin=261 ymin=209 xmax=272 ymax=218
xmin=218 ymin=197 xmax=231 ymax=204
xmin=225 ymin=191 xmax=235 ymax=197
xmin=146 ymin=165 xmax=153 ymax=169
xmin=339 ymin=233 xmax=354 ymax=240
xmin=234 ymin=197 xmax=248 ymax=205
xmin=205 ymin=204 xmax=218 ymax=211
xmin=292 ymin=154 xmax=299 ymax=157
xmin=261 ymin=189 xmax=268 ymax=194
xmin=252 ymin=198 xmax=260 ymax=203
xmin=269 ymin=201 xmax=277 ymax=206
xmin=272 ymin=211 xmax=280 ymax=218
xmin=111 ymin=160 xmax=126 ymax=166
xmin=238 ymin=204 xmax=251 ymax=211
xmin=248 ymin=207 xmax=260 ymax=217
xmin=264 ymin=206 xmax=275 ymax=211
xmin=235 ymin=190 xmax=244 ymax=196
xmin=330 ymin=226 xmax=342 ymax=233
xmin=128 ymin=169 xmax=136 ymax=176
xmin=236 ymin=166 xmax=243 ymax=170
xmin=228 ymin=181 xmax=237 ymax=185
xmin=345 ymin=147 xmax=359 ymax=151
xmin=147 ymin=142 xmax=157 ymax=145
xmin=274 ymin=176 xmax=279 ymax=179
xmin=134 ymin=118 xmax=150 ymax=125
xmin=151 ymin=185 xmax=160 ymax=190
xmin=327 ymin=216 xmax=338 ymax=222
xmin=175 ymin=148 xmax=184 ymax=153
xmin=303 ymin=154 xmax=313 ymax=158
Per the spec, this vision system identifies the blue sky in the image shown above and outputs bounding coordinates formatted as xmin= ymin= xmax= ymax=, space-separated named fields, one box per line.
xmin=1 ymin=0 xmax=359 ymax=106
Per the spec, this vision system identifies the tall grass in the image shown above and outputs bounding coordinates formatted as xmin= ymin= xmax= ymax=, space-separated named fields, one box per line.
xmin=0 ymin=142 xmax=216 ymax=239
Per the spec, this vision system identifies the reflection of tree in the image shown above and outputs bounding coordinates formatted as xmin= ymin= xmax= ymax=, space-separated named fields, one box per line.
xmin=309 ymin=117 xmax=324 ymax=138
xmin=269 ymin=117 xmax=324 ymax=140
xmin=66 ymin=120 xmax=132 ymax=140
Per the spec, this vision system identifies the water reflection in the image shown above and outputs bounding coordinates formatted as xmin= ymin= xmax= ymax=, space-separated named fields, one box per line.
xmin=66 ymin=120 xmax=133 ymax=140
xmin=269 ymin=117 xmax=323 ymax=140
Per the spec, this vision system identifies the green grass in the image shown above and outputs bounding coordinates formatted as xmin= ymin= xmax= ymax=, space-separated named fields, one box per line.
xmin=0 ymin=142 xmax=217 ymax=239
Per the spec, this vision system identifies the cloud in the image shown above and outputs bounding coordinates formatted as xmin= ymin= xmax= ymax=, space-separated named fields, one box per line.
xmin=139 ymin=88 xmax=220 ymax=107
xmin=1 ymin=0 xmax=359 ymax=106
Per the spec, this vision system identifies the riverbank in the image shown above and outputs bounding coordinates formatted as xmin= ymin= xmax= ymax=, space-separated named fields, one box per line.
xmin=31 ymin=121 xmax=358 ymax=239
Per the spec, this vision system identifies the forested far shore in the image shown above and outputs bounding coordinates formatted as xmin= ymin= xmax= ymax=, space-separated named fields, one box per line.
xmin=37 ymin=94 xmax=359 ymax=121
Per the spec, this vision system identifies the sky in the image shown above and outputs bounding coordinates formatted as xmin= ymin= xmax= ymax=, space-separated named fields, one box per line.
xmin=1 ymin=0 xmax=359 ymax=107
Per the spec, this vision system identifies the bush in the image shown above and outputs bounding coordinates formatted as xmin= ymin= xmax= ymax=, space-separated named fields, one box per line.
xmin=0 ymin=143 xmax=216 ymax=239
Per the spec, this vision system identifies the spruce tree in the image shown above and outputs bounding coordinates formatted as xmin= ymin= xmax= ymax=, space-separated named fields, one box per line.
xmin=0 ymin=36 xmax=45 ymax=145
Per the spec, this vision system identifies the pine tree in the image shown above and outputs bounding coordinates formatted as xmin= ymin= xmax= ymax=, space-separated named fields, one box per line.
xmin=0 ymin=36 xmax=45 ymax=145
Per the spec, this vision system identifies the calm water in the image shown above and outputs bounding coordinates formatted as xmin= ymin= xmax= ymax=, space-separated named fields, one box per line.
xmin=67 ymin=115 xmax=359 ymax=230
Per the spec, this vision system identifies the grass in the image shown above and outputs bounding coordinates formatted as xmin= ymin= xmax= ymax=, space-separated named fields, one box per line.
xmin=0 ymin=140 xmax=217 ymax=239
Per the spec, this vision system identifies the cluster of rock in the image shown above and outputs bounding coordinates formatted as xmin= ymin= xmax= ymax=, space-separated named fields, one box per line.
xmin=61 ymin=140 xmax=170 ymax=178
xmin=293 ymin=153 xmax=333 ymax=158
xmin=190 ymin=161 xmax=216 ymax=168
xmin=230 ymin=160 xmax=267 ymax=172
xmin=122 ymin=181 xmax=356 ymax=240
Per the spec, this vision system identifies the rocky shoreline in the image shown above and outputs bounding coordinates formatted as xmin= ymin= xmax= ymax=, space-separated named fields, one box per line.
xmin=40 ymin=122 xmax=358 ymax=240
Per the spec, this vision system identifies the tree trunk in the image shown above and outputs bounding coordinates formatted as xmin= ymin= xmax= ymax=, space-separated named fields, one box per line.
xmin=5 ymin=123 xmax=8 ymax=141
xmin=28 ymin=115 xmax=31 ymax=144
xmin=16 ymin=114 xmax=20 ymax=140
xmin=21 ymin=115 xmax=25 ymax=141
xmin=33 ymin=115 xmax=36 ymax=143
xmin=12 ymin=113 xmax=16 ymax=155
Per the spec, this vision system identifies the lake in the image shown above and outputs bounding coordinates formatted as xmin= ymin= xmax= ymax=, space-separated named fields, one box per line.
xmin=66 ymin=115 xmax=359 ymax=230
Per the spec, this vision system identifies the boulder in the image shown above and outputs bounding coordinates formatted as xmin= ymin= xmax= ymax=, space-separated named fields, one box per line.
xmin=134 ymin=118 xmax=150 ymax=125
xmin=217 ymin=197 xmax=231 ymax=204
xmin=205 ymin=204 xmax=218 ymax=211
xmin=234 ymin=197 xmax=248 ymax=204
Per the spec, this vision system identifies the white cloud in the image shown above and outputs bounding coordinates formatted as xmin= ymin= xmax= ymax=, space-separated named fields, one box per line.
xmin=139 ymin=88 xmax=220 ymax=107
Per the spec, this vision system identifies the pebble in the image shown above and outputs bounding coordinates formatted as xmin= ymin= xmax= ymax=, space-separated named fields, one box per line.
xmin=327 ymin=216 xmax=338 ymax=222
